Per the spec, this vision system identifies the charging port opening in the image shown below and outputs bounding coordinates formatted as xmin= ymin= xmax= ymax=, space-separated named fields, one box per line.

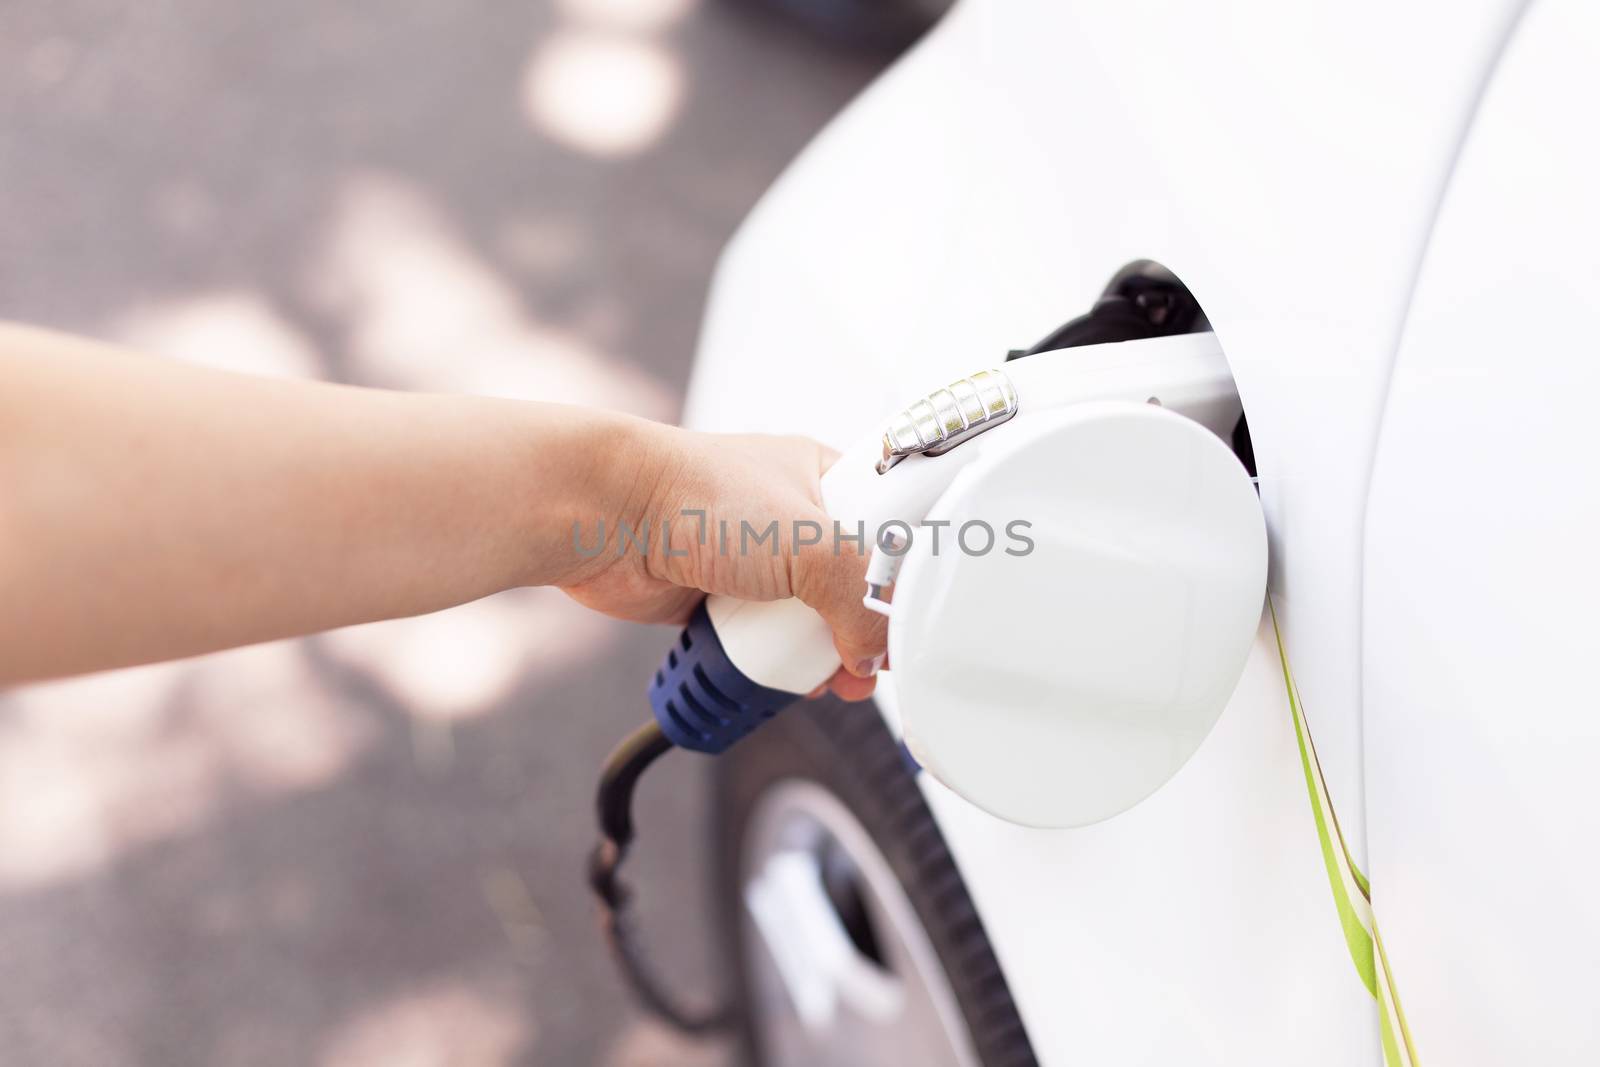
xmin=1006 ymin=259 xmax=1255 ymax=478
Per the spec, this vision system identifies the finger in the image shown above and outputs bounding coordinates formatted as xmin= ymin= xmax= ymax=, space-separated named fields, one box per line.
xmin=790 ymin=536 xmax=887 ymax=678
xmin=826 ymin=666 xmax=877 ymax=702
xmin=835 ymin=642 xmax=885 ymax=680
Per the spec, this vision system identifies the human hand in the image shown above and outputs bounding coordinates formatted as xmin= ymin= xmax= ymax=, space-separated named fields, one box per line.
xmin=559 ymin=424 xmax=886 ymax=701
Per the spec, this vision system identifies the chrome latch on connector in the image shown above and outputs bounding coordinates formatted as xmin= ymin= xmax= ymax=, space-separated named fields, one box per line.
xmin=875 ymin=369 xmax=1019 ymax=475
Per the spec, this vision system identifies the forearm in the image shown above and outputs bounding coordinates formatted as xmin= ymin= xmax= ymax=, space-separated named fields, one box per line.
xmin=0 ymin=324 xmax=660 ymax=682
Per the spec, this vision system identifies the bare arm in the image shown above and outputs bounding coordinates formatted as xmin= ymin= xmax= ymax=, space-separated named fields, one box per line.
xmin=0 ymin=324 xmax=884 ymax=690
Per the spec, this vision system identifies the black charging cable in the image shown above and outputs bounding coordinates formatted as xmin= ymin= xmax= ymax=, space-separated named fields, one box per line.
xmin=588 ymin=720 xmax=733 ymax=1034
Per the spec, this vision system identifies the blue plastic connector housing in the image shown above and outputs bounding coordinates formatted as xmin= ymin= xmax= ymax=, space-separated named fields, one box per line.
xmin=648 ymin=601 xmax=800 ymax=754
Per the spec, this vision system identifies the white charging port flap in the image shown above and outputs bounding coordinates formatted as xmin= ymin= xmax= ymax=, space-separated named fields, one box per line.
xmin=888 ymin=401 xmax=1266 ymax=829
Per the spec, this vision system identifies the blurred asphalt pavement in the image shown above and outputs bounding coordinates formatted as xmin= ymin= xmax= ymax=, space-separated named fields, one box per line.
xmin=0 ymin=2 xmax=886 ymax=1064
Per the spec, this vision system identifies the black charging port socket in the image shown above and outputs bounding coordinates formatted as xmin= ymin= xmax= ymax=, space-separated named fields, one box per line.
xmin=1007 ymin=259 xmax=1255 ymax=478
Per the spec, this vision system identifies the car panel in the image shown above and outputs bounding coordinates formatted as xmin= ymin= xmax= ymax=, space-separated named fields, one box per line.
xmin=1364 ymin=0 xmax=1600 ymax=1059
xmin=683 ymin=0 xmax=1527 ymax=1061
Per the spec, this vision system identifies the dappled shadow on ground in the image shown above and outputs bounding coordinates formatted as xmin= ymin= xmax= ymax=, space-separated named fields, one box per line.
xmin=0 ymin=1 xmax=883 ymax=1062
xmin=1 ymin=613 xmax=728 ymax=1064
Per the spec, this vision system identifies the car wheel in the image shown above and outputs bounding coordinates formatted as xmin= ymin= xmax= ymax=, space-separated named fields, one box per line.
xmin=712 ymin=694 xmax=1038 ymax=1067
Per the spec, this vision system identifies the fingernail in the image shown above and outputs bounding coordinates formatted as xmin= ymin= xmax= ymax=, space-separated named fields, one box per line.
xmin=855 ymin=654 xmax=885 ymax=677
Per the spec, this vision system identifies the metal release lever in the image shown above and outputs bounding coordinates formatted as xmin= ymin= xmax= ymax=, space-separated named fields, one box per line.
xmin=875 ymin=369 xmax=1020 ymax=474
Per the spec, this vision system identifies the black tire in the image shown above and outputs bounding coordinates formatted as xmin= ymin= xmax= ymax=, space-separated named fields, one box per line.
xmin=712 ymin=695 xmax=1039 ymax=1067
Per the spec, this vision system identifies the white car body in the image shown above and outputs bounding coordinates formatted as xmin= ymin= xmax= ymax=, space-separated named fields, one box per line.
xmin=682 ymin=1 xmax=1599 ymax=1063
